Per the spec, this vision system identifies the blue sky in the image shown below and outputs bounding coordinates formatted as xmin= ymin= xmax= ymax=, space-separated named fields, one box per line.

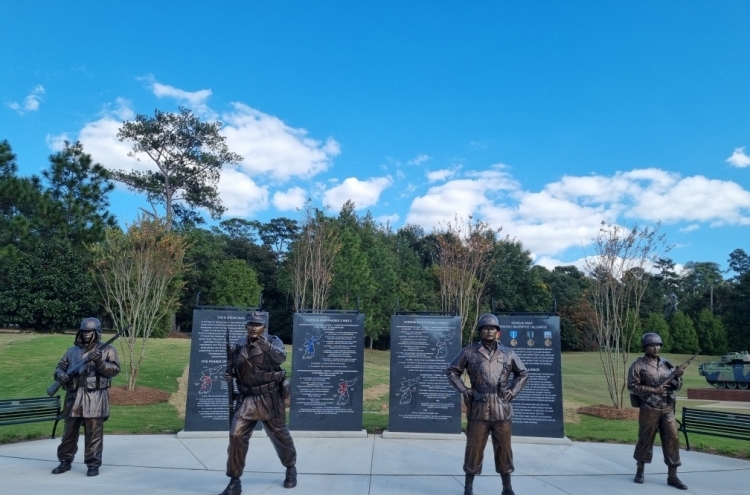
xmin=1 ymin=2 xmax=749 ymax=272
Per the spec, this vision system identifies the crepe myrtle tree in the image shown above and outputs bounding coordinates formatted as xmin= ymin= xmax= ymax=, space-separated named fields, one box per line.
xmin=115 ymin=106 xmax=242 ymax=230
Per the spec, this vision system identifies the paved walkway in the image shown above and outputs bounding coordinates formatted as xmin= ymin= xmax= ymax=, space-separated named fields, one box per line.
xmin=1 ymin=433 xmax=748 ymax=495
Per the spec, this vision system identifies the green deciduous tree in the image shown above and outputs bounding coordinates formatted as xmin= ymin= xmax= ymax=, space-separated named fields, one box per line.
xmin=694 ymin=308 xmax=728 ymax=355
xmin=208 ymin=259 xmax=263 ymax=307
xmin=90 ymin=216 xmax=188 ymax=390
xmin=644 ymin=313 xmax=671 ymax=352
xmin=0 ymin=236 xmax=98 ymax=330
xmin=669 ymin=311 xmax=700 ymax=354
xmin=115 ymin=107 xmax=242 ymax=229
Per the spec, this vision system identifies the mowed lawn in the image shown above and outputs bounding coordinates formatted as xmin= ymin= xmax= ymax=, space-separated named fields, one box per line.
xmin=1 ymin=333 xmax=748 ymax=458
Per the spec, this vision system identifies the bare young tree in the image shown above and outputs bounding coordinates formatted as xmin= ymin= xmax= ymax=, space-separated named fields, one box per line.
xmin=584 ymin=221 xmax=670 ymax=408
xmin=90 ymin=215 xmax=188 ymax=390
xmin=435 ymin=216 xmax=500 ymax=343
xmin=288 ymin=202 xmax=340 ymax=312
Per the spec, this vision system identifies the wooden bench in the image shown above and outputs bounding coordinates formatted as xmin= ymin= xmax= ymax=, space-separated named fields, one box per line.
xmin=0 ymin=396 xmax=63 ymax=439
xmin=677 ymin=407 xmax=750 ymax=451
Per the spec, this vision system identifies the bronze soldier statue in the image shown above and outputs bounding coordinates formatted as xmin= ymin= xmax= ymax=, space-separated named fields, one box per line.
xmin=446 ymin=314 xmax=528 ymax=495
xmin=219 ymin=311 xmax=297 ymax=495
xmin=627 ymin=332 xmax=687 ymax=490
xmin=51 ymin=317 xmax=120 ymax=477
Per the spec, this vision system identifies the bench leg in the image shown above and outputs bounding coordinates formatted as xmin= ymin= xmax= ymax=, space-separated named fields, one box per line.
xmin=52 ymin=418 xmax=61 ymax=439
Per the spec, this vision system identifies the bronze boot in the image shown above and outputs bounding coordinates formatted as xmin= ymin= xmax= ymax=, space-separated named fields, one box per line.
xmin=667 ymin=466 xmax=688 ymax=490
xmin=463 ymin=474 xmax=474 ymax=495
xmin=634 ymin=462 xmax=644 ymax=484
xmin=501 ymin=473 xmax=515 ymax=495
xmin=219 ymin=477 xmax=242 ymax=495
xmin=283 ymin=466 xmax=297 ymax=488
xmin=51 ymin=462 xmax=71 ymax=474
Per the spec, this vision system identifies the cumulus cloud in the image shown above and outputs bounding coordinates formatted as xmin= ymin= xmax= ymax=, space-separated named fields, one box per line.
xmin=141 ymin=75 xmax=215 ymax=118
xmin=727 ymin=147 xmax=750 ymax=168
xmin=222 ymin=102 xmax=340 ymax=181
xmin=218 ymin=168 xmax=269 ymax=217
xmin=273 ymin=187 xmax=307 ymax=211
xmin=8 ymin=85 xmax=45 ymax=113
xmin=408 ymin=154 xmax=430 ymax=166
xmin=77 ymin=99 xmax=137 ymax=172
xmin=679 ymin=224 xmax=699 ymax=233
xmin=45 ymin=133 xmax=72 ymax=151
xmin=405 ymin=166 xmax=750 ymax=260
xmin=323 ymin=176 xmax=393 ymax=211
xmin=426 ymin=168 xmax=457 ymax=183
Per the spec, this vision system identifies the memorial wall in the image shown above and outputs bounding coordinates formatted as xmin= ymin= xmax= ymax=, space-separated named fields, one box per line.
xmin=289 ymin=313 xmax=365 ymax=431
xmin=496 ymin=314 xmax=564 ymax=438
xmin=388 ymin=315 xmax=462 ymax=433
xmin=184 ymin=309 xmax=262 ymax=432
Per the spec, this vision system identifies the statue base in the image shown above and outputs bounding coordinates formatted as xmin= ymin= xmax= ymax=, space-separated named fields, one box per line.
xmin=687 ymin=388 xmax=750 ymax=402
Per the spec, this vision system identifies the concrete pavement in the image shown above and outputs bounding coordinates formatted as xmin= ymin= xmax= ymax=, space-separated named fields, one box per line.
xmin=1 ymin=433 xmax=749 ymax=494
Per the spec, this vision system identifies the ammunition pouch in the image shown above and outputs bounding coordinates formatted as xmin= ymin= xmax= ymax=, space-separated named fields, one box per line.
xmin=629 ymin=393 xmax=641 ymax=408
xmin=281 ymin=378 xmax=291 ymax=401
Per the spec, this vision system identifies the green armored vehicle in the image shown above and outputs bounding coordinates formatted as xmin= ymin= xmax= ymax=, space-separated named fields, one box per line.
xmin=698 ymin=351 xmax=750 ymax=389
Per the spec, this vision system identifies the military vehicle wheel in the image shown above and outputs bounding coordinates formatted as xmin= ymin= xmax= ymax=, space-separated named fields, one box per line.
xmin=727 ymin=382 xmax=737 ymax=389
xmin=739 ymin=383 xmax=748 ymax=390
xmin=716 ymin=382 xmax=726 ymax=388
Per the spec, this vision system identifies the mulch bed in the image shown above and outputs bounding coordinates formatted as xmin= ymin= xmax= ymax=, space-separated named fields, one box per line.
xmin=577 ymin=404 xmax=640 ymax=421
xmin=109 ymin=386 xmax=170 ymax=406
xmin=167 ymin=331 xmax=191 ymax=339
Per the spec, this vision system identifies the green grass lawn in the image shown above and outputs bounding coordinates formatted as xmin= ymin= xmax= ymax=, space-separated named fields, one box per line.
xmin=1 ymin=333 xmax=748 ymax=459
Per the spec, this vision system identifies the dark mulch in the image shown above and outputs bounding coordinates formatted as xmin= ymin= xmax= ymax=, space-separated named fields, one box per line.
xmin=109 ymin=386 xmax=170 ymax=406
xmin=577 ymin=404 xmax=640 ymax=421
xmin=167 ymin=331 xmax=191 ymax=339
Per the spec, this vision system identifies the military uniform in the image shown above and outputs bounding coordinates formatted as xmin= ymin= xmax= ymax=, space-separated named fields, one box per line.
xmin=628 ymin=354 xmax=682 ymax=467
xmin=226 ymin=333 xmax=296 ymax=478
xmin=447 ymin=341 xmax=528 ymax=475
xmin=219 ymin=311 xmax=297 ymax=495
xmin=53 ymin=318 xmax=120 ymax=475
xmin=627 ymin=332 xmax=688 ymax=490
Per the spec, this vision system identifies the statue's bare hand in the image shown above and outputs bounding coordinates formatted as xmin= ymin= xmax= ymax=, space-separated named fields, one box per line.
xmin=673 ymin=368 xmax=684 ymax=378
xmin=503 ymin=390 xmax=514 ymax=402
xmin=461 ymin=389 xmax=475 ymax=400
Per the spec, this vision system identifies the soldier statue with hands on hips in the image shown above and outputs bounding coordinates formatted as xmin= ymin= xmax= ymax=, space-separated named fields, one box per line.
xmin=446 ymin=314 xmax=529 ymax=495
xmin=627 ymin=332 xmax=687 ymax=490
xmin=51 ymin=317 xmax=120 ymax=477
xmin=218 ymin=311 xmax=297 ymax=495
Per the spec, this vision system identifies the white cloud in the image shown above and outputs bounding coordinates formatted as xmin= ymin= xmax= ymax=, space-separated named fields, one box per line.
xmin=218 ymin=168 xmax=269 ymax=217
xmin=406 ymin=165 xmax=750 ymax=261
xmin=222 ymin=102 xmax=340 ymax=181
xmin=426 ymin=168 xmax=457 ymax=183
xmin=142 ymin=76 xmax=215 ymax=118
xmin=727 ymin=147 xmax=750 ymax=168
xmin=77 ymin=100 xmax=138 ymax=172
xmin=376 ymin=214 xmax=400 ymax=226
xmin=273 ymin=187 xmax=307 ymax=211
xmin=408 ymin=154 xmax=430 ymax=166
xmin=45 ymin=133 xmax=71 ymax=151
xmin=8 ymin=85 xmax=45 ymax=113
xmin=679 ymin=224 xmax=699 ymax=233
xmin=323 ymin=176 xmax=393 ymax=211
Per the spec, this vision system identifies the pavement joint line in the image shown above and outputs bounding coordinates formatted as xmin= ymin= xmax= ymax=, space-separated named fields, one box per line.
xmin=177 ymin=436 xmax=209 ymax=470
xmin=368 ymin=435 xmax=376 ymax=495
xmin=529 ymin=443 xmax=571 ymax=475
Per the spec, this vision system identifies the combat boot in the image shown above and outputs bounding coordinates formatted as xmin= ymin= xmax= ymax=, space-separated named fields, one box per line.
xmin=283 ymin=466 xmax=297 ymax=488
xmin=463 ymin=473 xmax=474 ymax=495
xmin=667 ymin=466 xmax=688 ymax=490
xmin=219 ymin=477 xmax=242 ymax=495
xmin=501 ymin=473 xmax=515 ymax=495
xmin=51 ymin=462 xmax=71 ymax=474
xmin=86 ymin=466 xmax=99 ymax=477
xmin=634 ymin=462 xmax=644 ymax=483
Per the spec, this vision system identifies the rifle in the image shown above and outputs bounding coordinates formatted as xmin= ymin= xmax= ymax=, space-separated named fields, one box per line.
xmin=46 ymin=326 xmax=130 ymax=397
xmin=655 ymin=349 xmax=702 ymax=390
xmin=225 ymin=327 xmax=235 ymax=427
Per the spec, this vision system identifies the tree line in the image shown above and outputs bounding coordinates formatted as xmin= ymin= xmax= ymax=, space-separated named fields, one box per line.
xmin=1 ymin=112 xmax=748 ymax=356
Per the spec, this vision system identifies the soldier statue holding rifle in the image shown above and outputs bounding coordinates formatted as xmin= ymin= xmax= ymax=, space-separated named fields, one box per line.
xmin=218 ymin=311 xmax=296 ymax=495
xmin=628 ymin=332 xmax=698 ymax=490
xmin=446 ymin=313 xmax=529 ymax=495
xmin=50 ymin=317 xmax=120 ymax=477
